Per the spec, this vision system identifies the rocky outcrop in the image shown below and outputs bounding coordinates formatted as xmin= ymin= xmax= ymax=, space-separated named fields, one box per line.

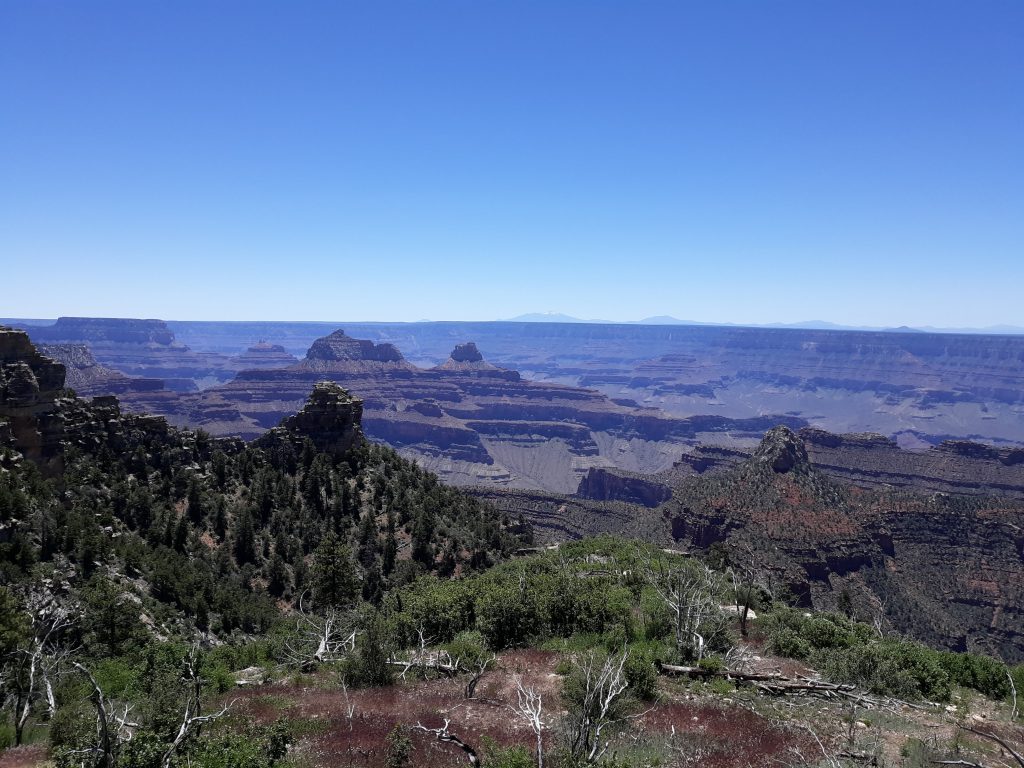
xmin=752 ymin=426 xmax=810 ymax=473
xmin=304 ymin=330 xmax=406 ymax=366
xmin=20 ymin=317 xmax=235 ymax=391
xmin=0 ymin=327 xmax=187 ymax=476
xmin=228 ymin=342 xmax=298 ymax=370
xmin=0 ymin=327 xmax=68 ymax=474
xmin=39 ymin=344 xmax=166 ymax=396
xmin=257 ymin=382 xmax=363 ymax=457
xmin=575 ymin=467 xmax=672 ymax=507
xmin=172 ymin=329 xmax=808 ymax=493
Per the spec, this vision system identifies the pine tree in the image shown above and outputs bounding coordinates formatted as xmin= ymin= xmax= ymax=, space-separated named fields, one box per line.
xmin=311 ymin=530 xmax=358 ymax=608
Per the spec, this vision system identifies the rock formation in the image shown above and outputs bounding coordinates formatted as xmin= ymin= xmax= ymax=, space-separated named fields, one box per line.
xmin=257 ymin=382 xmax=363 ymax=457
xmin=227 ymin=342 xmax=298 ymax=370
xmin=752 ymin=425 xmax=810 ymax=473
xmin=0 ymin=327 xmax=67 ymax=474
xmin=575 ymin=467 xmax=672 ymax=508
xmin=176 ymin=331 xmax=808 ymax=493
xmin=670 ymin=426 xmax=1024 ymax=499
xmin=20 ymin=317 xmax=236 ymax=391
xmin=304 ymin=330 xmax=407 ymax=367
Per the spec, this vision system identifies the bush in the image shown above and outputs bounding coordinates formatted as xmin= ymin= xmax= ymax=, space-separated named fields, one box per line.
xmin=482 ymin=737 xmax=535 ymax=768
xmin=939 ymin=652 xmax=1009 ymax=699
xmin=475 ymin=581 xmax=545 ymax=649
xmin=119 ymin=730 xmax=165 ymax=768
xmin=624 ymin=647 xmax=658 ymax=700
xmin=767 ymin=626 xmax=811 ymax=660
xmin=384 ymin=725 xmax=413 ymax=768
xmin=815 ymin=641 xmax=951 ymax=701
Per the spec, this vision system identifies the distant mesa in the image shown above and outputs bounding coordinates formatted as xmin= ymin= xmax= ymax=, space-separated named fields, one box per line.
xmin=230 ymin=341 xmax=298 ymax=369
xmin=304 ymin=329 xmax=405 ymax=364
xmin=28 ymin=316 xmax=177 ymax=346
xmin=434 ymin=342 xmax=518 ymax=379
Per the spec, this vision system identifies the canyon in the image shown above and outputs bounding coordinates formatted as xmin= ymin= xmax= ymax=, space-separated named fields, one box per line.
xmin=4 ymin=323 xmax=1024 ymax=661
xmin=12 ymin=316 xmax=1024 ymax=493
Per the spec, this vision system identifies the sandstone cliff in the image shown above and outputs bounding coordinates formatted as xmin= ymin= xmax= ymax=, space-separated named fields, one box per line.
xmin=181 ymin=332 xmax=808 ymax=493
xmin=668 ymin=426 xmax=1024 ymax=499
xmin=0 ymin=327 xmax=67 ymax=474
xmin=256 ymin=381 xmax=363 ymax=457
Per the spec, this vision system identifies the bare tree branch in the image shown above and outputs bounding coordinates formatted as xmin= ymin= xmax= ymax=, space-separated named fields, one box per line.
xmin=413 ymin=718 xmax=481 ymax=766
xmin=512 ymin=675 xmax=545 ymax=768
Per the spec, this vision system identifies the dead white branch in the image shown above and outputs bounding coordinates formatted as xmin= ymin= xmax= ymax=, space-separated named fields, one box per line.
xmin=569 ymin=649 xmax=631 ymax=763
xmin=639 ymin=550 xmax=719 ymax=662
xmin=283 ymin=592 xmax=356 ymax=669
xmin=161 ymin=644 xmax=235 ymax=768
xmin=512 ymin=675 xmax=545 ymax=768
xmin=413 ymin=718 xmax=480 ymax=766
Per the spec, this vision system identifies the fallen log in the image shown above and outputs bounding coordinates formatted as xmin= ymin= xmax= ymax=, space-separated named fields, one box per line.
xmin=657 ymin=661 xmax=887 ymax=707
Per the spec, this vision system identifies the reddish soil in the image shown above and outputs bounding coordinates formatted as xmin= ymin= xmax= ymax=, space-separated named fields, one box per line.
xmin=229 ymin=649 xmax=810 ymax=768
xmin=0 ymin=746 xmax=47 ymax=768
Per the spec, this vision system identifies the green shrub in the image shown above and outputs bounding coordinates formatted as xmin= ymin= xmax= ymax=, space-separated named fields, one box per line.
xmin=119 ymin=730 xmax=166 ymax=768
xmin=475 ymin=581 xmax=545 ymax=648
xmin=624 ymin=647 xmax=658 ymax=700
xmin=767 ymin=626 xmax=811 ymax=660
xmin=482 ymin=737 xmax=535 ymax=768
xmin=815 ymin=640 xmax=951 ymax=701
xmin=938 ymin=652 xmax=1009 ymax=699
xmin=384 ymin=725 xmax=412 ymax=768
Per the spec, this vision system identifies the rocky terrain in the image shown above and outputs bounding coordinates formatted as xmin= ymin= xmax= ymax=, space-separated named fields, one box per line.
xmin=18 ymin=317 xmax=298 ymax=392
xmin=0 ymin=326 xmax=181 ymax=477
xmin=162 ymin=320 xmax=1024 ymax=447
xmin=486 ymin=426 xmax=1024 ymax=662
xmin=0 ymin=327 xmax=68 ymax=475
xmin=646 ymin=427 xmax=1024 ymax=499
xmin=174 ymin=330 xmax=807 ymax=493
xmin=15 ymin=317 xmax=1024 ymax=452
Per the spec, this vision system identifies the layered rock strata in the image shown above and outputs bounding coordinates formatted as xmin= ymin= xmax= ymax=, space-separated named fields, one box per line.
xmin=182 ymin=331 xmax=807 ymax=493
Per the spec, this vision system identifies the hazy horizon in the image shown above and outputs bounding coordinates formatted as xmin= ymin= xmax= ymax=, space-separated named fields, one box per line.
xmin=3 ymin=2 xmax=1022 ymax=326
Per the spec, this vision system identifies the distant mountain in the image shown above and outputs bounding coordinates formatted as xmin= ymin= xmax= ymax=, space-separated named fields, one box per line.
xmin=635 ymin=315 xmax=698 ymax=325
xmin=504 ymin=312 xmax=592 ymax=323
xmin=916 ymin=324 xmax=1024 ymax=335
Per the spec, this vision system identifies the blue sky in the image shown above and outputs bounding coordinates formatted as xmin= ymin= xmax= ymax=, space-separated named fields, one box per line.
xmin=2 ymin=1 xmax=1021 ymax=325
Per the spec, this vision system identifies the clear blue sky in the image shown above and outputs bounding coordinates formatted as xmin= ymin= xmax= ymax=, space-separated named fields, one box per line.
xmin=2 ymin=1 xmax=1021 ymax=326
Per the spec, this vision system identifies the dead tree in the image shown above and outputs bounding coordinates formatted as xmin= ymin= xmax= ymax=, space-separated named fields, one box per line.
xmin=389 ymin=627 xmax=460 ymax=680
xmin=12 ymin=608 xmax=72 ymax=745
xmin=512 ymin=675 xmax=545 ymax=768
xmin=569 ymin=649 xmax=631 ymax=763
xmin=283 ymin=593 xmax=357 ymax=669
xmin=161 ymin=645 xmax=234 ymax=768
xmin=414 ymin=718 xmax=481 ymax=766
xmin=1009 ymin=671 xmax=1019 ymax=721
xmin=724 ymin=541 xmax=767 ymax=637
xmin=69 ymin=662 xmax=139 ymax=768
xmin=950 ymin=724 xmax=1024 ymax=768
xmin=464 ymin=653 xmax=496 ymax=699
xmin=640 ymin=552 xmax=720 ymax=662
